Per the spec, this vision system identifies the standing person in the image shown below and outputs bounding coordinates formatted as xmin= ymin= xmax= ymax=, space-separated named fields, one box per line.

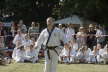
xmin=35 ymin=17 xmax=69 ymax=72
xmin=87 ymin=24 xmax=96 ymax=50
xmin=76 ymin=27 xmax=87 ymax=48
xmin=65 ymin=23 xmax=75 ymax=42
xmin=28 ymin=21 xmax=39 ymax=40
xmin=96 ymin=26 xmax=104 ymax=45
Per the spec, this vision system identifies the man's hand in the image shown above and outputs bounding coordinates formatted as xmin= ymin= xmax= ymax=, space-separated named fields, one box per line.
xmin=64 ymin=43 xmax=69 ymax=50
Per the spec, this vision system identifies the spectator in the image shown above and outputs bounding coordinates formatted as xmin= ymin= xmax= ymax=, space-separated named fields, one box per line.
xmin=65 ymin=23 xmax=75 ymax=42
xmin=18 ymin=20 xmax=27 ymax=33
xmin=28 ymin=21 xmax=39 ymax=40
xmin=0 ymin=24 xmax=6 ymax=48
xmin=76 ymin=27 xmax=87 ymax=48
xmin=96 ymin=26 xmax=104 ymax=44
xmin=11 ymin=21 xmax=17 ymax=37
xmin=87 ymin=24 xmax=96 ymax=50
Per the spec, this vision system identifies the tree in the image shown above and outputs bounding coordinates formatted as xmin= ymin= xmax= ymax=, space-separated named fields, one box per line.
xmin=0 ymin=0 xmax=60 ymax=26
xmin=60 ymin=0 xmax=108 ymax=25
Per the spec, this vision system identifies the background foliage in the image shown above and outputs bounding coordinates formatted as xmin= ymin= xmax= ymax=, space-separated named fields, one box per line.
xmin=0 ymin=0 xmax=108 ymax=27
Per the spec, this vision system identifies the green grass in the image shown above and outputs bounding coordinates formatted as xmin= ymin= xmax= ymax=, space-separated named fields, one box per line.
xmin=0 ymin=62 xmax=108 ymax=72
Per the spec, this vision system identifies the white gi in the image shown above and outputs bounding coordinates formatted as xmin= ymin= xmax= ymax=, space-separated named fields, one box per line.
xmin=76 ymin=48 xmax=84 ymax=61
xmin=12 ymin=48 xmax=25 ymax=62
xmin=100 ymin=46 xmax=108 ymax=64
xmin=76 ymin=48 xmax=91 ymax=63
xmin=66 ymin=27 xmax=75 ymax=42
xmin=60 ymin=47 xmax=69 ymax=63
xmin=35 ymin=27 xmax=67 ymax=72
xmin=89 ymin=50 xmax=99 ymax=63
xmin=69 ymin=48 xmax=77 ymax=63
xmin=25 ymin=49 xmax=38 ymax=63
xmin=97 ymin=48 xmax=104 ymax=63
xmin=72 ymin=42 xmax=78 ymax=51
xmin=58 ymin=48 xmax=64 ymax=62
xmin=84 ymin=48 xmax=91 ymax=62
xmin=22 ymin=39 xmax=33 ymax=49
xmin=13 ymin=34 xmax=25 ymax=46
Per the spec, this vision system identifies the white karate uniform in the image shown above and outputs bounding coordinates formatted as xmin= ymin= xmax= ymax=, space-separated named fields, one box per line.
xmin=66 ymin=28 xmax=75 ymax=42
xmin=84 ymin=48 xmax=91 ymax=62
xmin=60 ymin=48 xmax=69 ymax=63
xmin=12 ymin=48 xmax=25 ymax=62
xmin=13 ymin=34 xmax=25 ymax=46
xmin=35 ymin=27 xmax=68 ymax=72
xmin=22 ymin=39 xmax=33 ymax=49
xmin=89 ymin=50 xmax=99 ymax=63
xmin=69 ymin=48 xmax=77 ymax=63
xmin=25 ymin=49 xmax=38 ymax=63
xmin=100 ymin=47 xmax=108 ymax=64
xmin=76 ymin=49 xmax=84 ymax=60
xmin=72 ymin=43 xmax=79 ymax=51
xmin=97 ymin=48 xmax=104 ymax=63
xmin=59 ymin=48 xmax=65 ymax=62
xmin=76 ymin=48 xmax=91 ymax=63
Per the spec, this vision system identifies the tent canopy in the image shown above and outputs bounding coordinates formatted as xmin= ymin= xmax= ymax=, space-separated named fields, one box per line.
xmin=54 ymin=15 xmax=83 ymax=25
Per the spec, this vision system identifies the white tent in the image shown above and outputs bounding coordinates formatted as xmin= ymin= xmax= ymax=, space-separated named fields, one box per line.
xmin=54 ymin=15 xmax=83 ymax=26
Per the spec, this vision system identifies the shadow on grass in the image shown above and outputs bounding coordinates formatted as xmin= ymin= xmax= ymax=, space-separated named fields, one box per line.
xmin=21 ymin=58 xmax=45 ymax=64
xmin=0 ymin=64 xmax=8 ymax=66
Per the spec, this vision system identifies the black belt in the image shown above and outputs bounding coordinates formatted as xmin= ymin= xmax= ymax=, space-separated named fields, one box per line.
xmin=46 ymin=46 xmax=58 ymax=49
xmin=46 ymin=46 xmax=59 ymax=60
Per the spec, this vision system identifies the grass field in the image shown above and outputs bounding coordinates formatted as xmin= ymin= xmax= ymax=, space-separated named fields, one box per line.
xmin=0 ymin=62 xmax=108 ymax=72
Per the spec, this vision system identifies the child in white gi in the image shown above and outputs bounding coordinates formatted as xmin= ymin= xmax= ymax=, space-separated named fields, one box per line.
xmin=101 ymin=44 xmax=108 ymax=64
xmin=25 ymin=46 xmax=38 ymax=63
xmin=13 ymin=30 xmax=25 ymax=46
xmin=69 ymin=47 xmax=77 ymax=63
xmin=96 ymin=43 xmax=104 ymax=63
xmin=60 ymin=47 xmax=69 ymax=63
xmin=65 ymin=24 xmax=75 ymax=42
xmin=12 ymin=46 xmax=25 ymax=63
xmin=89 ymin=46 xmax=99 ymax=63
xmin=76 ymin=45 xmax=91 ymax=63
xmin=22 ymin=34 xmax=33 ymax=50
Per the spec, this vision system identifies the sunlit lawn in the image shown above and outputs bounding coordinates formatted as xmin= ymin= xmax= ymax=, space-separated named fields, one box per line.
xmin=0 ymin=60 xmax=108 ymax=72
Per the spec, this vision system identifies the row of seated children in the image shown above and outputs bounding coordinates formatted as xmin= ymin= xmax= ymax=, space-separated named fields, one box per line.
xmin=59 ymin=40 xmax=108 ymax=64
xmin=12 ymin=33 xmax=40 ymax=63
